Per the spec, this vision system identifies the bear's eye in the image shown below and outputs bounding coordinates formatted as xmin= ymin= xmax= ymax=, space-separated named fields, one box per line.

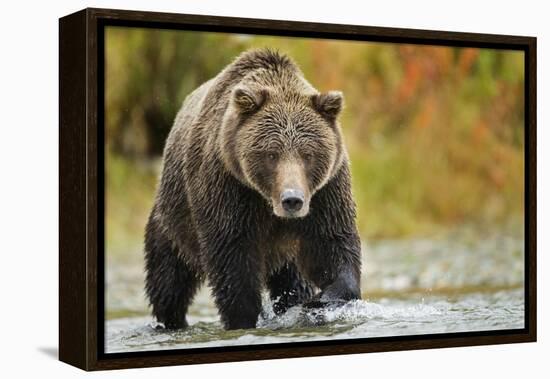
xmin=267 ymin=152 xmax=278 ymax=161
xmin=303 ymin=153 xmax=313 ymax=162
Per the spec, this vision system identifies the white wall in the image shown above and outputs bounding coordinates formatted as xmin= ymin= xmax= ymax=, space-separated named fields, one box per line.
xmin=0 ymin=0 xmax=546 ymax=377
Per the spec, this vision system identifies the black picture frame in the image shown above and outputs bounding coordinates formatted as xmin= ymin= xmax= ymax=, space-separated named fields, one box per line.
xmin=59 ymin=7 xmax=537 ymax=371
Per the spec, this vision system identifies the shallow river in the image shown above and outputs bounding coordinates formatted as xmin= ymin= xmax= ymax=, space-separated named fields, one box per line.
xmin=105 ymin=228 xmax=525 ymax=353
xmin=106 ymin=288 xmax=523 ymax=353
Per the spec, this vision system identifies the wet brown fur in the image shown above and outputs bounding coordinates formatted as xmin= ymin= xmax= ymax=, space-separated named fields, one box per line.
xmin=145 ymin=49 xmax=362 ymax=330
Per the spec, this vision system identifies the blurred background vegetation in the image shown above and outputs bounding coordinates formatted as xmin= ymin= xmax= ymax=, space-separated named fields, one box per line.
xmin=105 ymin=26 xmax=524 ymax=255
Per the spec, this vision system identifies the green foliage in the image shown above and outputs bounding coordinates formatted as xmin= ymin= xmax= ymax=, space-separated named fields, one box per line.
xmin=105 ymin=154 xmax=158 ymax=255
xmin=105 ymin=27 xmax=525 ymax=243
xmin=106 ymin=27 xmax=248 ymax=156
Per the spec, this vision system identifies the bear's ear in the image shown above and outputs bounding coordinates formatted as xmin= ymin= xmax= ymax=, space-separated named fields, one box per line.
xmin=232 ymin=86 xmax=268 ymax=114
xmin=312 ymin=91 xmax=344 ymax=121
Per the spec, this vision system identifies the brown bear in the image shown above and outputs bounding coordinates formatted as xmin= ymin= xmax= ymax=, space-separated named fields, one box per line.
xmin=144 ymin=49 xmax=362 ymax=330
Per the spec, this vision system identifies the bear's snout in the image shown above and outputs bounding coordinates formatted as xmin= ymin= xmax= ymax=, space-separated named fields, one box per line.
xmin=281 ymin=189 xmax=304 ymax=213
xmin=272 ymin=159 xmax=310 ymax=218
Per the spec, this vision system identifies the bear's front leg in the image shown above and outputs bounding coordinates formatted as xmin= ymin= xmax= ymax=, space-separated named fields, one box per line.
xmin=300 ymin=233 xmax=362 ymax=308
xmin=201 ymin=227 xmax=263 ymax=330
xmin=297 ymin=164 xmax=363 ymax=307
xmin=188 ymin=165 xmax=267 ymax=330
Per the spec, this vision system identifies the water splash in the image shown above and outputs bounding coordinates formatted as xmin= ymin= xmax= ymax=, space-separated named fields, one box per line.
xmin=258 ymin=296 xmax=443 ymax=330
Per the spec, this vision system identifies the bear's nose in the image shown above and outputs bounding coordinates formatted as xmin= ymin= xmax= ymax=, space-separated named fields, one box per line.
xmin=281 ymin=189 xmax=304 ymax=213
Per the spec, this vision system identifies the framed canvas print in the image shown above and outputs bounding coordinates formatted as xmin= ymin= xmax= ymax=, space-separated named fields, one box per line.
xmin=59 ymin=8 xmax=537 ymax=371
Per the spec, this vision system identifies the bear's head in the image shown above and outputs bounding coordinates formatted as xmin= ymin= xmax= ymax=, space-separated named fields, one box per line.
xmin=220 ymin=82 xmax=346 ymax=218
